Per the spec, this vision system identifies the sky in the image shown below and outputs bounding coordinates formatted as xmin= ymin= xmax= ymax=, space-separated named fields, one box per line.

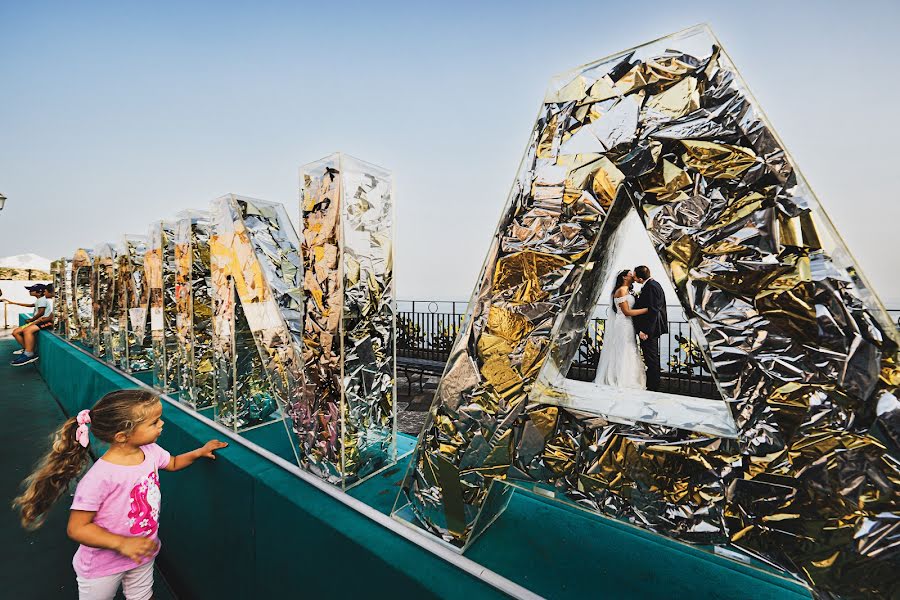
xmin=1 ymin=0 xmax=898 ymax=306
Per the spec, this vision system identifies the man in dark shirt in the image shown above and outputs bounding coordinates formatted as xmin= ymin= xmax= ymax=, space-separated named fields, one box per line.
xmin=631 ymin=266 xmax=668 ymax=392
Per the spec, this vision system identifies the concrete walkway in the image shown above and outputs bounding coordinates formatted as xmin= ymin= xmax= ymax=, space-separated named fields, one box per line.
xmin=0 ymin=338 xmax=175 ymax=599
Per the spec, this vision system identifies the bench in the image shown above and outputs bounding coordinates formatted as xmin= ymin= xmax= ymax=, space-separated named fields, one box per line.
xmin=397 ymin=356 xmax=446 ymax=395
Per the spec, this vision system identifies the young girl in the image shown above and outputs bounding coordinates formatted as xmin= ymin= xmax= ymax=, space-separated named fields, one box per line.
xmin=13 ymin=389 xmax=227 ymax=599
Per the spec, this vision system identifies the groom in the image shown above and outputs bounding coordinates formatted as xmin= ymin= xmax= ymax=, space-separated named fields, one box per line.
xmin=632 ymin=266 xmax=667 ymax=392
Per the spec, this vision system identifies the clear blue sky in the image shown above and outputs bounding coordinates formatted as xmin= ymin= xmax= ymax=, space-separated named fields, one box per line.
xmin=1 ymin=0 xmax=898 ymax=305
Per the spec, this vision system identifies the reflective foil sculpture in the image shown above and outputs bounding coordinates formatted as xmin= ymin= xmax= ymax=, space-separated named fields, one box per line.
xmin=299 ymin=154 xmax=396 ymax=487
xmin=393 ymin=25 xmax=899 ymax=599
xmin=50 ymin=259 xmax=62 ymax=333
xmin=209 ymin=194 xmax=301 ymax=433
xmin=70 ymin=248 xmax=94 ymax=347
xmin=147 ymin=221 xmax=179 ymax=391
xmin=115 ymin=235 xmax=153 ymax=372
xmin=174 ymin=211 xmax=216 ymax=409
xmin=92 ymin=243 xmax=118 ymax=362
xmin=50 ymin=258 xmax=72 ymax=336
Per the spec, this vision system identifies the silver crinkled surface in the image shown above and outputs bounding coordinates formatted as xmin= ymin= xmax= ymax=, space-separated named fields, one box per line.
xmin=395 ymin=25 xmax=899 ymax=599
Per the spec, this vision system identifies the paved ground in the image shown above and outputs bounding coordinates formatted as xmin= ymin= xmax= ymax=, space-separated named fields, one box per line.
xmin=0 ymin=338 xmax=175 ymax=599
xmin=396 ymin=373 xmax=438 ymax=435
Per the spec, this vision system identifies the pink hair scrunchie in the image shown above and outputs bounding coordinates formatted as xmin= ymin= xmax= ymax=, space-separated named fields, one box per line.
xmin=75 ymin=409 xmax=91 ymax=448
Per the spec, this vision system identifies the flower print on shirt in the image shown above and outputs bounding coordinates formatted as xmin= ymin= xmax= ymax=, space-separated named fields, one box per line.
xmin=127 ymin=470 xmax=161 ymax=536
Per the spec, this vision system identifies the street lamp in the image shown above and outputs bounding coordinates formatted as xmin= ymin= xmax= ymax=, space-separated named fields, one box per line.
xmin=0 ymin=193 xmax=6 ymax=211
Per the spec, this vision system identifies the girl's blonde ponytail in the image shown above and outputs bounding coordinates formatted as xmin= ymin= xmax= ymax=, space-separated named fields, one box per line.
xmin=13 ymin=388 xmax=160 ymax=529
xmin=13 ymin=416 xmax=91 ymax=529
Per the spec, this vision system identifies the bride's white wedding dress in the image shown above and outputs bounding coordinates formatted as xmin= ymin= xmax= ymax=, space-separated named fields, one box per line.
xmin=593 ymin=294 xmax=647 ymax=390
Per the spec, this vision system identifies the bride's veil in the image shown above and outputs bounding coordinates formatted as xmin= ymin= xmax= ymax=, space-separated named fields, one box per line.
xmin=595 ymin=218 xmax=630 ymax=317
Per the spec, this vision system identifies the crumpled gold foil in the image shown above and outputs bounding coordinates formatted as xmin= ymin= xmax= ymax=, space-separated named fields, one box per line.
xmin=209 ymin=194 xmax=303 ymax=432
xmin=147 ymin=221 xmax=180 ymax=391
xmin=680 ymin=140 xmax=757 ymax=179
xmin=91 ymin=243 xmax=117 ymax=362
xmin=396 ymin=25 xmax=899 ymax=599
xmin=114 ymin=235 xmax=153 ymax=372
xmin=298 ymin=153 xmax=396 ymax=487
xmin=174 ymin=212 xmax=216 ymax=409
xmin=50 ymin=259 xmax=72 ymax=338
xmin=70 ymin=249 xmax=94 ymax=347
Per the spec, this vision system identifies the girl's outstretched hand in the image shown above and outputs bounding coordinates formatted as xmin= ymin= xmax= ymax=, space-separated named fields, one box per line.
xmin=165 ymin=440 xmax=229 ymax=471
xmin=199 ymin=439 xmax=228 ymax=459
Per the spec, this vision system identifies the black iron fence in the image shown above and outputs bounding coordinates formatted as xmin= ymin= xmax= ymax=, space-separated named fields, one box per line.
xmin=397 ymin=301 xmax=719 ymax=398
xmin=397 ymin=306 xmax=464 ymax=364
xmin=397 ymin=303 xmax=900 ymax=400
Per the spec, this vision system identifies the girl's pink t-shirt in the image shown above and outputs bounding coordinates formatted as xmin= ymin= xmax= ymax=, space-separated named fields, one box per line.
xmin=70 ymin=443 xmax=171 ymax=578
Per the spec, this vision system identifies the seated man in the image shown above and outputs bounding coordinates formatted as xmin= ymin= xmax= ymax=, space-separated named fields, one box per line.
xmin=9 ymin=284 xmax=54 ymax=366
xmin=5 ymin=284 xmax=47 ymax=338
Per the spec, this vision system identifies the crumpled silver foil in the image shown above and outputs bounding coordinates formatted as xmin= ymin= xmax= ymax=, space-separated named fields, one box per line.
xmin=50 ymin=258 xmax=72 ymax=337
xmin=147 ymin=221 xmax=180 ymax=391
xmin=115 ymin=235 xmax=153 ymax=372
xmin=91 ymin=243 xmax=117 ymax=361
xmin=175 ymin=212 xmax=216 ymax=409
xmin=209 ymin=194 xmax=303 ymax=432
xmin=395 ymin=25 xmax=899 ymax=599
xmin=298 ymin=153 xmax=396 ymax=487
xmin=70 ymin=248 xmax=94 ymax=347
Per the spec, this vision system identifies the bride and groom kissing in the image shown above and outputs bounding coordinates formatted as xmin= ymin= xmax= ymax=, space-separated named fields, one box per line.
xmin=593 ymin=265 xmax=668 ymax=392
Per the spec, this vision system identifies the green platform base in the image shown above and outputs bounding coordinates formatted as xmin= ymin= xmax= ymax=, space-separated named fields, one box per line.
xmin=24 ymin=329 xmax=812 ymax=599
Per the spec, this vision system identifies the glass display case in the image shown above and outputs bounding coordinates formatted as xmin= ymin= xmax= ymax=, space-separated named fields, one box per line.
xmin=147 ymin=221 xmax=179 ymax=391
xmin=174 ymin=211 xmax=216 ymax=409
xmin=70 ymin=248 xmax=94 ymax=348
xmin=50 ymin=258 xmax=72 ymax=337
xmin=115 ymin=235 xmax=153 ymax=372
xmin=298 ymin=153 xmax=396 ymax=488
xmin=208 ymin=194 xmax=301 ymax=434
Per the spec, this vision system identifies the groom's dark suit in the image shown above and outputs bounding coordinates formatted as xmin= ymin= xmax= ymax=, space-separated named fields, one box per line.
xmin=632 ymin=279 xmax=668 ymax=392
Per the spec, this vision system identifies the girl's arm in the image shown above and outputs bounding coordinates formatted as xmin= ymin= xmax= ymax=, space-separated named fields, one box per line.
xmin=164 ymin=440 xmax=228 ymax=472
xmin=3 ymin=301 xmax=36 ymax=307
xmin=67 ymin=510 xmax=158 ymax=563
xmin=615 ymin=289 xmax=648 ymax=317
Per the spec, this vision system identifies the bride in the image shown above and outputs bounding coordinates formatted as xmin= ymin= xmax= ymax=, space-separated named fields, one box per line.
xmin=593 ymin=269 xmax=648 ymax=389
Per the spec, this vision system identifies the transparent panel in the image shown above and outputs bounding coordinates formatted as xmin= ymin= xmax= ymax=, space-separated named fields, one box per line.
xmin=70 ymin=249 xmax=94 ymax=347
xmin=147 ymin=221 xmax=179 ymax=391
xmin=174 ymin=211 xmax=216 ymax=409
xmin=50 ymin=259 xmax=71 ymax=337
xmin=61 ymin=258 xmax=77 ymax=339
xmin=91 ymin=243 xmax=117 ymax=360
xmin=94 ymin=244 xmax=124 ymax=365
xmin=116 ymin=235 xmax=153 ymax=372
xmin=393 ymin=25 xmax=899 ymax=598
xmin=209 ymin=194 xmax=300 ymax=435
xmin=298 ymin=153 xmax=397 ymax=488
xmin=50 ymin=259 xmax=61 ymax=333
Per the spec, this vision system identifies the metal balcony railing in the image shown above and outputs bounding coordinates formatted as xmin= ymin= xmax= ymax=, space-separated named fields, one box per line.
xmin=396 ymin=301 xmax=717 ymax=399
xmin=397 ymin=303 xmax=900 ymax=401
